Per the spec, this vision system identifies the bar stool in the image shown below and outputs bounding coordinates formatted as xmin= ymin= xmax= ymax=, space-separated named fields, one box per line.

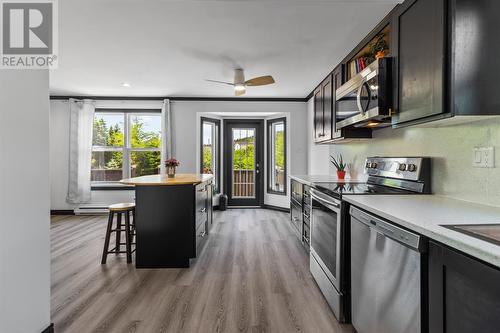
xmin=101 ymin=203 xmax=136 ymax=264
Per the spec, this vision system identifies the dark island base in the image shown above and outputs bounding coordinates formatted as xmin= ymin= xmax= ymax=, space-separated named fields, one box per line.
xmin=134 ymin=182 xmax=212 ymax=268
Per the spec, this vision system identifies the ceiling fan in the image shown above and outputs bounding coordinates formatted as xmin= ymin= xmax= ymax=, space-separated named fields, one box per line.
xmin=206 ymin=69 xmax=275 ymax=96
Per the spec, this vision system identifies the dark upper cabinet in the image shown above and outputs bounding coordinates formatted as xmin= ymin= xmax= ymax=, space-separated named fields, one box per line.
xmin=313 ymin=74 xmax=332 ymax=143
xmin=452 ymin=0 xmax=500 ymax=116
xmin=428 ymin=241 xmax=500 ymax=333
xmin=313 ymin=66 xmax=372 ymax=144
xmin=313 ymin=85 xmax=324 ymax=142
xmin=392 ymin=0 xmax=446 ymax=126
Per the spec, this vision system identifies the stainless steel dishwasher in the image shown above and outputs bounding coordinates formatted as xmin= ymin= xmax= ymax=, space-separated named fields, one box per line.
xmin=350 ymin=206 xmax=427 ymax=333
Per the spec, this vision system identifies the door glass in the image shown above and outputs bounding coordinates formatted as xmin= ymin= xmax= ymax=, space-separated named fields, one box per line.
xmin=311 ymin=203 xmax=338 ymax=280
xmin=232 ymin=128 xmax=256 ymax=198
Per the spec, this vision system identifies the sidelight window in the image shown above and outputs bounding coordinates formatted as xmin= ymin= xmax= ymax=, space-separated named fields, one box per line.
xmin=267 ymin=117 xmax=286 ymax=195
xmin=200 ymin=117 xmax=221 ymax=193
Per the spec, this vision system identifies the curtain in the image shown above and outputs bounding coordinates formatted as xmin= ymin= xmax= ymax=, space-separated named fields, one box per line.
xmin=160 ymin=99 xmax=172 ymax=173
xmin=67 ymin=99 xmax=95 ymax=204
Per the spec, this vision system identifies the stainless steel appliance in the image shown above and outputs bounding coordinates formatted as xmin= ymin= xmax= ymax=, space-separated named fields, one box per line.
xmin=309 ymin=188 xmax=344 ymax=320
xmin=335 ymin=58 xmax=392 ymax=129
xmin=350 ymin=206 xmax=426 ymax=333
xmin=308 ymin=156 xmax=431 ymax=323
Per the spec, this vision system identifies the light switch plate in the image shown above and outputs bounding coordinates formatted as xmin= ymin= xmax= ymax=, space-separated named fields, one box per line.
xmin=473 ymin=147 xmax=495 ymax=168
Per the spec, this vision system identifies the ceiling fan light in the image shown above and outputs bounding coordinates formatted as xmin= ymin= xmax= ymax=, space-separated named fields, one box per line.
xmin=234 ymin=84 xmax=246 ymax=92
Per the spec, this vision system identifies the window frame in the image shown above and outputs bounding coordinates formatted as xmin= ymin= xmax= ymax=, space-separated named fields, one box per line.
xmin=267 ymin=117 xmax=287 ymax=196
xmin=200 ymin=117 xmax=221 ymax=193
xmin=91 ymin=108 xmax=162 ymax=188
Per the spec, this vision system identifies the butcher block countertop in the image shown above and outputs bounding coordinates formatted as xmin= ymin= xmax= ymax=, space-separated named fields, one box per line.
xmin=120 ymin=174 xmax=213 ymax=186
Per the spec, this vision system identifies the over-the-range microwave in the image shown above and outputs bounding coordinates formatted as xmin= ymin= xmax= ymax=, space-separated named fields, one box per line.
xmin=335 ymin=57 xmax=392 ymax=129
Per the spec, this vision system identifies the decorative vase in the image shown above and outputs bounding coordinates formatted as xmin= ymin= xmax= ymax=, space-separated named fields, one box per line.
xmin=337 ymin=170 xmax=346 ymax=180
xmin=167 ymin=166 xmax=176 ymax=178
xmin=375 ymin=50 xmax=385 ymax=59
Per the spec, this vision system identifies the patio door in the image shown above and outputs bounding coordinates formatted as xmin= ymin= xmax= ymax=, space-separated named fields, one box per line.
xmin=223 ymin=119 xmax=264 ymax=207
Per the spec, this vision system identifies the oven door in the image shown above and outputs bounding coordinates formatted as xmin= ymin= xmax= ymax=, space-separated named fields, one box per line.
xmin=310 ymin=188 xmax=342 ymax=290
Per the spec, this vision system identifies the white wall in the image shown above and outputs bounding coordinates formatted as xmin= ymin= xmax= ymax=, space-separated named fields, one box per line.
xmin=0 ymin=71 xmax=51 ymax=332
xmin=322 ymin=118 xmax=500 ymax=207
xmin=50 ymin=99 xmax=308 ymax=210
xmin=306 ymin=97 xmax=330 ymax=174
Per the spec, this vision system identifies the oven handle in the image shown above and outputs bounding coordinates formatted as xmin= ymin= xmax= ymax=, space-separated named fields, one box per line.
xmin=310 ymin=189 xmax=341 ymax=211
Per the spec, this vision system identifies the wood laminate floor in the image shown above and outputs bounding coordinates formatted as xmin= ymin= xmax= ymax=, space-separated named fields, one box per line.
xmin=51 ymin=209 xmax=354 ymax=333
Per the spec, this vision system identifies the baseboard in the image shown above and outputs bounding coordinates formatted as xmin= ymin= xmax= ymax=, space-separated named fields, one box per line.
xmin=262 ymin=204 xmax=290 ymax=213
xmin=50 ymin=210 xmax=75 ymax=215
xmin=42 ymin=323 xmax=54 ymax=333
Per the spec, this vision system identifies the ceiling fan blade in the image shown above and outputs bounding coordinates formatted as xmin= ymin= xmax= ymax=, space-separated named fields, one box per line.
xmin=245 ymin=75 xmax=275 ymax=86
xmin=205 ymin=79 xmax=234 ymax=86
xmin=235 ymin=87 xmax=246 ymax=96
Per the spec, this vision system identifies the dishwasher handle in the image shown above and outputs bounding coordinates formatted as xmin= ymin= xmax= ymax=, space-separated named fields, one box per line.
xmin=350 ymin=206 xmax=426 ymax=253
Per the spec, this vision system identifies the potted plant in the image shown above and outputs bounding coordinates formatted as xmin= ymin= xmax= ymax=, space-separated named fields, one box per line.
xmin=369 ymin=32 xmax=388 ymax=60
xmin=330 ymin=154 xmax=347 ymax=180
xmin=165 ymin=158 xmax=180 ymax=178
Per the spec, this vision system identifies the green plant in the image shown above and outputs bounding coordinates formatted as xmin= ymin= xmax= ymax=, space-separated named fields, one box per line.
xmin=369 ymin=33 xmax=388 ymax=56
xmin=330 ymin=154 xmax=346 ymax=171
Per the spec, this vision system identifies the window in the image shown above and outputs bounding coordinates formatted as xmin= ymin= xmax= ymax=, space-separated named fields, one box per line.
xmin=267 ymin=117 xmax=286 ymax=195
xmin=91 ymin=110 xmax=161 ymax=184
xmin=200 ymin=117 xmax=221 ymax=193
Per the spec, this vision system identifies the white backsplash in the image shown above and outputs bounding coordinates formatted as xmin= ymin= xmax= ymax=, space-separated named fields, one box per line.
xmin=328 ymin=118 xmax=500 ymax=207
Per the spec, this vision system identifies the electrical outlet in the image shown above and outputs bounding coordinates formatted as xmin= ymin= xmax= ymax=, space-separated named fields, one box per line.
xmin=472 ymin=147 xmax=495 ymax=168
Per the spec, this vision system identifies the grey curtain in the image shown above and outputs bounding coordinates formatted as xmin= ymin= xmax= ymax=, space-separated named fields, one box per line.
xmin=160 ymin=99 xmax=172 ymax=173
xmin=67 ymin=99 xmax=95 ymax=204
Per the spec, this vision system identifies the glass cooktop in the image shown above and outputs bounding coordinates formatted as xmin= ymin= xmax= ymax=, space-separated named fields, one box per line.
xmin=313 ymin=182 xmax=414 ymax=197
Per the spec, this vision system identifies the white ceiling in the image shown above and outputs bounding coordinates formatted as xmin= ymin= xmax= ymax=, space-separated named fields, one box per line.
xmin=50 ymin=0 xmax=401 ymax=98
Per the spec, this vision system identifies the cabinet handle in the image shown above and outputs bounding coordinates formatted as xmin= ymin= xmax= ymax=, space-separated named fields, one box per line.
xmin=198 ymin=188 xmax=206 ymax=192
xmin=199 ymin=231 xmax=206 ymax=237
xmin=292 ymin=191 xmax=300 ymax=196
xmin=199 ymin=208 xmax=207 ymax=213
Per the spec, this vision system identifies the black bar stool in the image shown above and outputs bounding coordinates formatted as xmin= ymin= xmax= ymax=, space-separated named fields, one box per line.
xmin=101 ymin=203 xmax=136 ymax=264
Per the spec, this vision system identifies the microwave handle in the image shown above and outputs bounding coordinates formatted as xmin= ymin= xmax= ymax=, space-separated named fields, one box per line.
xmin=356 ymin=80 xmax=371 ymax=116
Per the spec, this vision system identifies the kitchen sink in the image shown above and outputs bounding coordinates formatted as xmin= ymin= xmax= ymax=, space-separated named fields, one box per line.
xmin=442 ymin=224 xmax=500 ymax=246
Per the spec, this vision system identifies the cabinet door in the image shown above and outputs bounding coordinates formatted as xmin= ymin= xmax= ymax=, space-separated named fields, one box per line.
xmin=290 ymin=201 xmax=302 ymax=238
xmin=321 ymin=75 xmax=333 ymax=140
xmin=429 ymin=241 xmax=500 ymax=333
xmin=392 ymin=0 xmax=446 ymax=126
xmin=313 ymin=86 xmax=324 ymax=142
xmin=206 ymin=182 xmax=213 ymax=231
xmin=332 ymin=65 xmax=343 ymax=136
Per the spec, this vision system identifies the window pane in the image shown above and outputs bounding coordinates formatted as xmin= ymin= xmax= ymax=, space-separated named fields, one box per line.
xmin=130 ymin=114 xmax=161 ymax=148
xmin=232 ymin=128 xmax=255 ymax=198
xmin=131 ymin=151 xmax=161 ymax=177
xmin=91 ymin=151 xmax=123 ymax=182
xmin=202 ymin=123 xmax=214 ymax=173
xmin=270 ymin=121 xmax=285 ymax=193
xmin=93 ymin=113 xmax=124 ymax=147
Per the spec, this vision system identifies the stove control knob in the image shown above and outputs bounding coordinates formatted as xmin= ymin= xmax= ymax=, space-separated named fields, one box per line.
xmin=398 ymin=163 xmax=407 ymax=171
xmin=366 ymin=162 xmax=372 ymax=168
xmin=371 ymin=162 xmax=378 ymax=169
xmin=407 ymin=164 xmax=417 ymax=172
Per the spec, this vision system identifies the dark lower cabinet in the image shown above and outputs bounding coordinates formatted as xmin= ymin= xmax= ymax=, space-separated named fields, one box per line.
xmin=429 ymin=241 xmax=500 ymax=333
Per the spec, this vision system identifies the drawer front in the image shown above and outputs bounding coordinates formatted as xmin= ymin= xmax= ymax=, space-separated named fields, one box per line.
xmin=195 ymin=221 xmax=208 ymax=255
xmin=196 ymin=183 xmax=208 ymax=228
xmin=290 ymin=201 xmax=302 ymax=236
xmin=303 ymin=223 xmax=310 ymax=246
xmin=303 ymin=185 xmax=312 ymax=205
xmin=291 ymin=180 xmax=303 ymax=205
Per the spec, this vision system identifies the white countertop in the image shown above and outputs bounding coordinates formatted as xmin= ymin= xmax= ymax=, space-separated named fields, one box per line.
xmin=343 ymin=195 xmax=500 ymax=268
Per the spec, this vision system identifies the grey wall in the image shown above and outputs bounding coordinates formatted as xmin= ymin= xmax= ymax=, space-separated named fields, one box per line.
xmin=50 ymin=99 xmax=308 ymax=210
xmin=327 ymin=118 xmax=500 ymax=207
xmin=0 ymin=71 xmax=51 ymax=332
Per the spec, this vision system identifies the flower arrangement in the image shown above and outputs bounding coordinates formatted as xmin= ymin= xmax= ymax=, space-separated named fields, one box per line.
xmin=330 ymin=154 xmax=347 ymax=180
xmin=165 ymin=158 xmax=180 ymax=178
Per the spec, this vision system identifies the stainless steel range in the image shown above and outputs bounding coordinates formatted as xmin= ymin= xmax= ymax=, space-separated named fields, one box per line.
xmin=308 ymin=157 xmax=431 ymax=323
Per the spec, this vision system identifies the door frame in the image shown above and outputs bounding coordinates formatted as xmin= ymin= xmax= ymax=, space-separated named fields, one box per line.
xmin=223 ymin=119 xmax=264 ymax=207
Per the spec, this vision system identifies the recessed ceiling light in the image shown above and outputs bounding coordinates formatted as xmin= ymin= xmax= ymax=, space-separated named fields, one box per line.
xmin=121 ymin=82 xmax=131 ymax=88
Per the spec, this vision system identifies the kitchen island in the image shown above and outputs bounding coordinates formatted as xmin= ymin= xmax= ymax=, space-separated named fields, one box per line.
xmin=121 ymin=174 xmax=213 ymax=268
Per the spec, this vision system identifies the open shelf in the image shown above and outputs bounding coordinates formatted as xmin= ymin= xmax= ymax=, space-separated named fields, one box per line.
xmin=346 ymin=24 xmax=391 ymax=80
